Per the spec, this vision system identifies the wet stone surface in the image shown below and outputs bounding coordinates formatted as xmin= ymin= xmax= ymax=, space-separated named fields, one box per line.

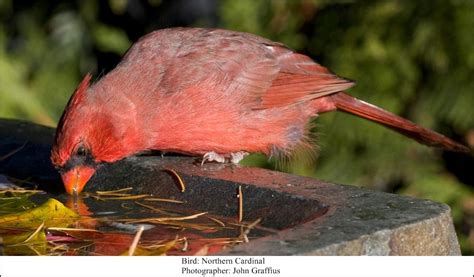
xmin=0 ymin=118 xmax=461 ymax=255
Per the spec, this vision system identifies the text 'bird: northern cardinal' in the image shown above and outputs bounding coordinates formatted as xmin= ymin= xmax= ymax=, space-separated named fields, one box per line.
xmin=51 ymin=28 xmax=469 ymax=195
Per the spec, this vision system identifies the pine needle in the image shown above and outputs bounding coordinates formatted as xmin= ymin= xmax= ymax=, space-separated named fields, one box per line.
xmin=47 ymin=227 xmax=101 ymax=232
xmin=24 ymin=221 xmax=45 ymax=243
xmin=238 ymin=218 xmax=261 ymax=243
xmin=153 ymin=221 xmax=217 ymax=231
xmin=181 ymin=236 xmax=188 ymax=252
xmin=96 ymin=187 xmax=133 ymax=195
xmin=128 ymin=225 xmax=145 ymax=256
xmin=0 ymin=142 xmax=27 ymax=161
xmin=134 ymin=201 xmax=179 ymax=216
xmin=94 ymin=194 xmax=149 ymax=200
xmin=144 ymin=198 xmax=184 ymax=204
xmin=122 ymin=212 xmax=208 ymax=223
xmin=93 ymin=193 xmax=134 ymax=197
xmin=162 ymin=168 xmax=186 ymax=192
xmin=207 ymin=216 xmax=226 ymax=227
xmin=0 ymin=188 xmax=43 ymax=194
xmin=48 ymin=243 xmax=69 ymax=253
xmin=237 ymin=185 xmax=243 ymax=222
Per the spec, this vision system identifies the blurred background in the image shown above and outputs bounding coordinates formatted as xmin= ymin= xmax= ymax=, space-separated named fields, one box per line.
xmin=0 ymin=0 xmax=473 ymax=254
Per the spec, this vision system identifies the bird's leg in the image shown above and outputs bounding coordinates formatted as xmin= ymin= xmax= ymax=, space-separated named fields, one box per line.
xmin=201 ymin=151 xmax=226 ymax=166
xmin=230 ymin=151 xmax=249 ymax=164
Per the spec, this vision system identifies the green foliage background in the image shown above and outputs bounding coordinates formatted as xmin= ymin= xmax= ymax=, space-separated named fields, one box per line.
xmin=0 ymin=0 xmax=473 ymax=254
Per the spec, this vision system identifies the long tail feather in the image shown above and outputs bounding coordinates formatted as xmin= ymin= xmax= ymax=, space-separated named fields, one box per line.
xmin=330 ymin=92 xmax=470 ymax=153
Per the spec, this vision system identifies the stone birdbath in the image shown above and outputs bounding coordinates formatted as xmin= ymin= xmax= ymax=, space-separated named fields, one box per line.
xmin=0 ymin=118 xmax=460 ymax=255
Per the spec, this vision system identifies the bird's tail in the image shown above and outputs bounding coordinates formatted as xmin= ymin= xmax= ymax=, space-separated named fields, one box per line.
xmin=330 ymin=92 xmax=470 ymax=153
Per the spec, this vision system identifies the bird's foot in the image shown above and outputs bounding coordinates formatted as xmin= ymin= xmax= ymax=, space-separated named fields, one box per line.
xmin=230 ymin=151 xmax=249 ymax=164
xmin=201 ymin=151 xmax=249 ymax=166
xmin=201 ymin=151 xmax=226 ymax=166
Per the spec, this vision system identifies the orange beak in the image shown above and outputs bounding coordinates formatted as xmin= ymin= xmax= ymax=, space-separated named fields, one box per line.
xmin=61 ymin=166 xmax=96 ymax=195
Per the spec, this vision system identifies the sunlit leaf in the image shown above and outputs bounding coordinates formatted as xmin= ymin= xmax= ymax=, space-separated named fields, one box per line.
xmin=1 ymin=226 xmax=48 ymax=255
xmin=0 ymin=199 xmax=79 ymax=228
xmin=1 ymin=226 xmax=45 ymax=245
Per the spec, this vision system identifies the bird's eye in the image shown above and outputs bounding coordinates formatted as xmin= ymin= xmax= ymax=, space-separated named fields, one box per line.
xmin=76 ymin=146 xmax=87 ymax=156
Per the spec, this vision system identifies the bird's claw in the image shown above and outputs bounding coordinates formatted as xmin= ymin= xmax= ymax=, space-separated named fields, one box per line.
xmin=201 ymin=151 xmax=226 ymax=166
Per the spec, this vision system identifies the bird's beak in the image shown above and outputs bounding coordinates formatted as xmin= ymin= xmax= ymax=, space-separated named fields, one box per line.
xmin=61 ymin=166 xmax=96 ymax=195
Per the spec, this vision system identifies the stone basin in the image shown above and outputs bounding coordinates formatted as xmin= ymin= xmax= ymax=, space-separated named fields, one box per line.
xmin=0 ymin=118 xmax=461 ymax=255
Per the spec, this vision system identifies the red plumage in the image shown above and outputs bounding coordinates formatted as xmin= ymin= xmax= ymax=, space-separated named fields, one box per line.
xmin=51 ymin=28 xmax=469 ymax=195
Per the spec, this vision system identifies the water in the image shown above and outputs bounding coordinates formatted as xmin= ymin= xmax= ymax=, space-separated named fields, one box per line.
xmin=0 ymin=189 xmax=276 ymax=256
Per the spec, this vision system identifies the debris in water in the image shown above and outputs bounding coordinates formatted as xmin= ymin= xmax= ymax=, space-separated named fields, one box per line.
xmin=128 ymin=225 xmax=145 ymax=256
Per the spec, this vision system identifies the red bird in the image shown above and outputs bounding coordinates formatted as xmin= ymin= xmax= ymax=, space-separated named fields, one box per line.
xmin=51 ymin=28 xmax=469 ymax=195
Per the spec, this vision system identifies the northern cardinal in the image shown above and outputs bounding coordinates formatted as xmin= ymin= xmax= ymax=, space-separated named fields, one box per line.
xmin=51 ymin=28 xmax=469 ymax=195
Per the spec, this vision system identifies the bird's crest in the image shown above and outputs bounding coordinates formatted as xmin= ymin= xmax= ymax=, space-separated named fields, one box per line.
xmin=51 ymin=73 xmax=92 ymax=166
xmin=57 ymin=73 xmax=92 ymax=128
xmin=68 ymin=74 xmax=91 ymax=110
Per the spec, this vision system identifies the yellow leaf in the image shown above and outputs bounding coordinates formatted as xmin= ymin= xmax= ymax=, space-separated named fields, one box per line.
xmin=2 ymin=227 xmax=46 ymax=245
xmin=0 ymin=198 xmax=78 ymax=228
xmin=1 ymin=225 xmax=47 ymax=255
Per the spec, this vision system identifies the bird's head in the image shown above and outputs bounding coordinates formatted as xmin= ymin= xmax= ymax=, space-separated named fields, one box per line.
xmin=52 ymin=142 xmax=97 ymax=195
xmin=52 ymin=73 xmax=152 ymax=195
xmin=52 ymin=74 xmax=128 ymax=195
xmin=51 ymin=74 xmax=99 ymax=195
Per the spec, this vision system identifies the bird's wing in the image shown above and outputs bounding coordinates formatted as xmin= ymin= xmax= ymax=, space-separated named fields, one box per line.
xmin=156 ymin=29 xmax=353 ymax=110
xmin=157 ymin=30 xmax=281 ymax=104
xmin=252 ymin=45 xmax=354 ymax=109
